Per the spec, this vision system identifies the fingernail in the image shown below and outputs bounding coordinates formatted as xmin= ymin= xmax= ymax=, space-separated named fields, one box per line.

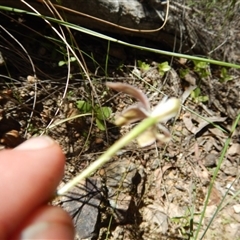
xmin=16 ymin=136 xmax=55 ymax=150
xmin=21 ymin=222 xmax=49 ymax=239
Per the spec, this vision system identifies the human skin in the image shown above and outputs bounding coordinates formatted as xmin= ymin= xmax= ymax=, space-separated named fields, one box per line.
xmin=0 ymin=136 xmax=75 ymax=239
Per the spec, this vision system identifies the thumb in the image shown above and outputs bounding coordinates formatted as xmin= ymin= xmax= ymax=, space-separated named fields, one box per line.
xmin=0 ymin=136 xmax=66 ymax=238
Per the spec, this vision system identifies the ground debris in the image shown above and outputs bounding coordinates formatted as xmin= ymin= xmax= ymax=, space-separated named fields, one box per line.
xmin=61 ymin=178 xmax=102 ymax=239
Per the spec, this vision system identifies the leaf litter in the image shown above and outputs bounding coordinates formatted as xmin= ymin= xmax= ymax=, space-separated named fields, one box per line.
xmin=1 ymin=45 xmax=240 ymax=240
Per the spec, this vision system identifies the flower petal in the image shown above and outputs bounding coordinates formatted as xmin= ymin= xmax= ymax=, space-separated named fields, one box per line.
xmin=137 ymin=128 xmax=171 ymax=147
xmin=106 ymin=82 xmax=150 ymax=111
xmin=151 ymin=98 xmax=181 ymax=122
xmin=137 ymin=128 xmax=157 ymax=147
xmin=115 ymin=106 xmax=148 ymax=126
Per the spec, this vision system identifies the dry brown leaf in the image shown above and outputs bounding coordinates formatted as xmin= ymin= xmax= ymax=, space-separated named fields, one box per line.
xmin=154 ymin=164 xmax=173 ymax=200
xmin=181 ymin=85 xmax=197 ymax=103
xmin=228 ymin=143 xmax=240 ymax=156
xmin=143 ymin=204 xmax=168 ymax=234
xmin=208 ymin=185 xmax=222 ymax=206
xmin=183 ymin=113 xmax=227 ymax=135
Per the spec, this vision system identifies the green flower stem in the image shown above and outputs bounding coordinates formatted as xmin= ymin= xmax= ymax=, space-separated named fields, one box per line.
xmin=57 ymin=98 xmax=180 ymax=196
xmin=57 ymin=116 xmax=156 ymax=196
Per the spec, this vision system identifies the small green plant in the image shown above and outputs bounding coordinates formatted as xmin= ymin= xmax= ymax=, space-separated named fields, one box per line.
xmin=171 ymin=216 xmax=193 ymax=238
xmin=58 ymin=56 xmax=76 ymax=67
xmin=137 ymin=60 xmax=150 ymax=71
xmin=193 ymin=60 xmax=210 ymax=78
xmin=191 ymin=87 xmax=209 ymax=103
xmin=179 ymin=68 xmax=190 ymax=79
xmin=27 ymin=123 xmax=39 ymax=135
xmin=137 ymin=60 xmax=171 ymax=77
xmin=67 ymin=91 xmax=74 ymax=99
xmin=76 ymin=100 xmax=112 ymax=130
xmin=170 ymin=207 xmax=200 ymax=238
xmin=220 ymin=67 xmax=233 ymax=82
xmin=158 ymin=61 xmax=171 ymax=76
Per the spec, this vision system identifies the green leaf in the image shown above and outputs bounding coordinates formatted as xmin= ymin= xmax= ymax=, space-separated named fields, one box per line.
xmin=158 ymin=61 xmax=171 ymax=72
xmin=191 ymin=87 xmax=201 ymax=99
xmin=179 ymin=68 xmax=189 ymax=78
xmin=96 ymin=118 xmax=106 ymax=130
xmin=67 ymin=91 xmax=74 ymax=97
xmin=137 ymin=60 xmax=150 ymax=71
xmin=70 ymin=56 xmax=76 ymax=62
xmin=193 ymin=60 xmax=210 ymax=78
xmin=96 ymin=106 xmax=112 ymax=120
xmin=220 ymin=68 xmax=233 ymax=82
xmin=76 ymin=100 xmax=92 ymax=113
xmin=58 ymin=60 xmax=66 ymax=67
xmin=191 ymin=87 xmax=208 ymax=103
xmin=198 ymin=95 xmax=209 ymax=103
xmin=193 ymin=60 xmax=209 ymax=69
xmin=158 ymin=61 xmax=171 ymax=76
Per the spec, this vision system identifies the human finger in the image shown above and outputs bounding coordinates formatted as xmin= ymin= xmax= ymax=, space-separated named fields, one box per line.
xmin=12 ymin=206 xmax=74 ymax=240
xmin=0 ymin=136 xmax=65 ymax=239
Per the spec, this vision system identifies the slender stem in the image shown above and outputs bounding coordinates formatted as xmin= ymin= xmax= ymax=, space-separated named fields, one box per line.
xmin=57 ymin=116 xmax=156 ymax=195
xmin=57 ymin=98 xmax=180 ymax=196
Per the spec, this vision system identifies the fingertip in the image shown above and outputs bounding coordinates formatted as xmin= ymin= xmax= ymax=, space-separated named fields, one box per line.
xmin=13 ymin=135 xmax=66 ymax=174
xmin=17 ymin=206 xmax=75 ymax=240
xmin=15 ymin=136 xmax=56 ymax=150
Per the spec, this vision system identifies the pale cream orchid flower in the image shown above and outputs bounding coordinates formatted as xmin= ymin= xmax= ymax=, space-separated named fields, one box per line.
xmin=106 ymin=82 xmax=180 ymax=147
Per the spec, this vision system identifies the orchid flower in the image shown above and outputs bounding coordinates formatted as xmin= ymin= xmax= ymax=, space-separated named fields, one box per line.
xmin=106 ymin=82 xmax=180 ymax=147
xmin=56 ymin=83 xmax=180 ymax=196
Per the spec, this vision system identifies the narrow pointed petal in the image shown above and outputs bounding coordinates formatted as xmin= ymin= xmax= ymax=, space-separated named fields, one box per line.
xmin=106 ymin=82 xmax=150 ymax=110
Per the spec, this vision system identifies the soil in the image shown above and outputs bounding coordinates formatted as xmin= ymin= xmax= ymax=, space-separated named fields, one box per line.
xmin=0 ymin=8 xmax=240 ymax=240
